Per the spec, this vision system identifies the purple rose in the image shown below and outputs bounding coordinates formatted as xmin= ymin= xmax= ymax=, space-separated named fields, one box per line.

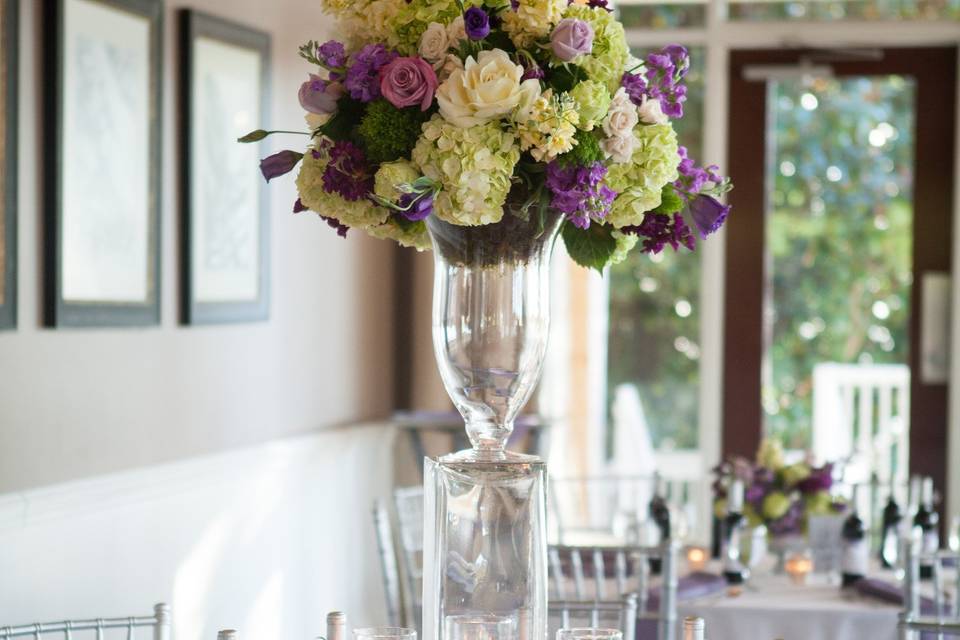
xmin=463 ymin=7 xmax=490 ymax=40
xmin=379 ymin=56 xmax=438 ymax=111
xmin=298 ymin=74 xmax=343 ymax=114
xmin=551 ymin=18 xmax=594 ymax=62
xmin=688 ymin=194 xmax=730 ymax=238
xmin=260 ymin=150 xmax=303 ymax=182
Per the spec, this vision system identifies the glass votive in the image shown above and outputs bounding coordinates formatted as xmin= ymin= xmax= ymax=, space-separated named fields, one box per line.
xmin=353 ymin=628 xmax=417 ymax=640
xmin=784 ymin=550 xmax=813 ymax=585
xmin=686 ymin=545 xmax=708 ymax=571
xmin=445 ymin=614 xmax=516 ymax=640
xmin=556 ymin=629 xmax=623 ymax=640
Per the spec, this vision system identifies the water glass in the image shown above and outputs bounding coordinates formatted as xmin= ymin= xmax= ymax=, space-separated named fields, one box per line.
xmin=353 ymin=628 xmax=417 ymax=640
xmin=444 ymin=614 xmax=516 ymax=640
xmin=556 ymin=629 xmax=623 ymax=640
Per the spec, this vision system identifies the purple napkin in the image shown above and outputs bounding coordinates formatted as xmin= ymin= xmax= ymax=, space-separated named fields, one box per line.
xmin=854 ymin=577 xmax=937 ymax=615
xmin=644 ymin=571 xmax=727 ymax=611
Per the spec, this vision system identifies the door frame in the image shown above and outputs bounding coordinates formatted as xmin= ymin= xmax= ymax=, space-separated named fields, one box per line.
xmin=722 ymin=47 xmax=957 ymax=504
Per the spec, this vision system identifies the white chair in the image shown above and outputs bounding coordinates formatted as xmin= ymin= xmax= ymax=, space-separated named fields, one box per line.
xmin=0 ymin=604 xmax=170 ymax=640
xmin=900 ymin=543 xmax=960 ymax=639
xmin=548 ymin=541 xmax=679 ymax=640
xmin=548 ymin=594 xmax=638 ymax=640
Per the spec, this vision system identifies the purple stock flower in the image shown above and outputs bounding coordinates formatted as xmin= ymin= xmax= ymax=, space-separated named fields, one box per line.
xmin=293 ymin=198 xmax=307 ymax=213
xmin=621 ymin=72 xmax=646 ymax=105
xmin=545 ymin=161 xmax=616 ymax=229
xmin=345 ymin=44 xmax=398 ymax=102
xmin=320 ymin=215 xmax=350 ymax=238
xmin=798 ymin=464 xmax=834 ymax=494
xmin=463 ymin=7 xmax=491 ymax=40
xmin=398 ymin=192 xmax=433 ymax=221
xmin=623 ymin=212 xmax=695 ymax=254
xmin=260 ymin=150 xmax=303 ymax=182
xmin=689 ymin=195 xmax=730 ymax=238
xmin=317 ymin=40 xmax=347 ymax=69
xmin=322 ymin=141 xmax=374 ymax=201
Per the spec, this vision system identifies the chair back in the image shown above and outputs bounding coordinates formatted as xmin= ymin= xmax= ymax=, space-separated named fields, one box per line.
xmin=548 ymin=594 xmax=637 ymax=640
xmin=373 ymin=499 xmax=403 ymax=626
xmin=393 ymin=486 xmax=425 ymax=633
xmin=548 ymin=541 xmax=679 ymax=640
xmin=900 ymin=540 xmax=960 ymax=639
xmin=1 ymin=604 xmax=170 ymax=640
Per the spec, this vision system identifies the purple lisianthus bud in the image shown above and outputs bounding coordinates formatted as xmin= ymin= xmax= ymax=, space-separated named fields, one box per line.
xmin=399 ymin=192 xmax=433 ymax=221
xmin=379 ymin=56 xmax=438 ymax=111
xmin=688 ymin=194 xmax=730 ymax=238
xmin=299 ymin=73 xmax=343 ymax=114
xmin=463 ymin=7 xmax=490 ymax=40
xmin=260 ymin=150 xmax=303 ymax=182
xmin=320 ymin=215 xmax=349 ymax=238
xmin=551 ymin=18 xmax=594 ymax=62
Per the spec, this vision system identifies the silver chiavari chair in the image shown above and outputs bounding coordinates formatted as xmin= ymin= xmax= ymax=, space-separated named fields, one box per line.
xmin=548 ymin=594 xmax=638 ymax=640
xmin=372 ymin=499 xmax=403 ymax=626
xmin=392 ymin=486 xmax=425 ymax=635
xmin=548 ymin=541 xmax=679 ymax=640
xmin=0 ymin=604 xmax=170 ymax=640
xmin=900 ymin=541 xmax=960 ymax=639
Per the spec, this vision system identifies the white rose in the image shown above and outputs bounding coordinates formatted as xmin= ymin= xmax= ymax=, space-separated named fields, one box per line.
xmin=419 ymin=22 xmax=449 ymax=63
xmin=447 ymin=16 xmax=466 ymax=43
xmin=637 ymin=95 xmax=668 ymax=125
xmin=305 ymin=112 xmax=331 ymax=130
xmin=603 ymin=87 xmax=639 ymax=138
xmin=437 ymin=53 xmax=464 ymax=82
xmin=601 ymin=132 xmax=637 ymax=164
xmin=436 ymin=49 xmax=540 ymax=128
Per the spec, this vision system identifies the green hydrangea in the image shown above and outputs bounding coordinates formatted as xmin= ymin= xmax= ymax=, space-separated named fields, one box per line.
xmin=368 ymin=219 xmax=432 ymax=250
xmin=563 ymin=5 xmax=629 ymax=92
xmin=569 ymin=80 xmax=611 ymax=131
xmin=296 ymin=149 xmax=389 ymax=229
xmin=609 ymin=230 xmax=638 ymax=265
xmin=762 ymin=492 xmax=791 ymax=520
xmin=605 ymin=123 xmax=680 ymax=228
xmin=357 ymin=99 xmax=431 ymax=165
xmin=412 ymin=115 xmax=520 ymax=226
xmin=503 ymin=0 xmax=567 ymax=48
xmin=374 ymin=160 xmax=421 ymax=203
xmin=393 ymin=0 xmax=471 ymax=54
xmin=556 ymin=129 xmax=603 ymax=167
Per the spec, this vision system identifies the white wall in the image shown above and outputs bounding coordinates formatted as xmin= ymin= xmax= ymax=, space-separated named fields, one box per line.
xmin=0 ymin=0 xmax=396 ymax=493
xmin=0 ymin=424 xmax=397 ymax=636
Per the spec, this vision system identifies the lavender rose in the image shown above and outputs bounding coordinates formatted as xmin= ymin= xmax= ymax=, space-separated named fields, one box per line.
xmin=299 ymin=74 xmax=343 ymax=113
xmin=463 ymin=7 xmax=490 ymax=40
xmin=551 ymin=18 xmax=594 ymax=62
xmin=379 ymin=56 xmax=438 ymax=111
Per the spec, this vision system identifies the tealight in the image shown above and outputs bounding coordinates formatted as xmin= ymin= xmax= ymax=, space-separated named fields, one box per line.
xmin=686 ymin=546 xmax=708 ymax=571
xmin=784 ymin=551 xmax=813 ymax=585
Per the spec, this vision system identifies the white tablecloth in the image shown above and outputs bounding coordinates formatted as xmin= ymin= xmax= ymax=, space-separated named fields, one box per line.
xmin=676 ymin=573 xmax=899 ymax=640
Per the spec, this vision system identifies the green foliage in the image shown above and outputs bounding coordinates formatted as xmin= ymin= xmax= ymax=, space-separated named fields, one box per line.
xmin=548 ymin=64 xmax=589 ymax=94
xmin=356 ymin=99 xmax=431 ymax=164
xmin=651 ymin=184 xmax=683 ymax=215
xmin=562 ymin=222 xmax=617 ymax=272
xmin=316 ymin=96 xmax=367 ymax=142
xmin=556 ymin=130 xmax=604 ymax=167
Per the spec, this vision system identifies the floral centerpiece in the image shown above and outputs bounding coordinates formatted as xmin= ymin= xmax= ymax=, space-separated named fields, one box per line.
xmin=713 ymin=439 xmax=846 ymax=538
xmin=242 ymin=0 xmax=731 ymax=270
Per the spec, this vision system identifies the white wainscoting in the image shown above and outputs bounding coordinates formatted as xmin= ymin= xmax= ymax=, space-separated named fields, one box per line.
xmin=0 ymin=423 xmax=397 ymax=639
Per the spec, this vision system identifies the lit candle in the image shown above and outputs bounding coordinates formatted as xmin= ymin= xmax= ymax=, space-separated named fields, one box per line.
xmin=784 ymin=552 xmax=813 ymax=585
xmin=686 ymin=546 xmax=708 ymax=571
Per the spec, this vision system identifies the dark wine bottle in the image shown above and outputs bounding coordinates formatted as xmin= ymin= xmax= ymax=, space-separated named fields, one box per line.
xmin=841 ymin=485 xmax=868 ymax=587
xmin=648 ymin=473 xmax=670 ymax=574
xmin=879 ymin=481 xmax=902 ymax=569
xmin=914 ymin=477 xmax=940 ymax=580
xmin=722 ymin=479 xmax=749 ymax=584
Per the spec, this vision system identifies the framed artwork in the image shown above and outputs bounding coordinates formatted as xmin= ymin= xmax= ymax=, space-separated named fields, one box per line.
xmin=43 ymin=0 xmax=163 ymax=327
xmin=0 ymin=0 xmax=17 ymax=330
xmin=180 ymin=10 xmax=270 ymax=324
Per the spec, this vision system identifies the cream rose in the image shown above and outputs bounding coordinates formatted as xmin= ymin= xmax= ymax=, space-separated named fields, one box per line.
xmin=447 ymin=16 xmax=467 ymax=43
xmin=436 ymin=49 xmax=540 ymax=128
xmin=637 ymin=95 xmax=669 ymax=125
xmin=603 ymin=87 xmax=639 ymax=138
xmin=419 ymin=22 xmax=450 ymax=64
xmin=437 ymin=53 xmax=464 ymax=82
xmin=601 ymin=132 xmax=637 ymax=163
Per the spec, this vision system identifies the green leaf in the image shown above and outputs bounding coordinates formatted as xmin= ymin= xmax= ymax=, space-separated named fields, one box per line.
xmin=238 ymin=129 xmax=269 ymax=143
xmin=562 ymin=221 xmax=617 ymax=272
xmin=548 ymin=65 xmax=588 ymax=94
xmin=651 ymin=184 xmax=683 ymax=215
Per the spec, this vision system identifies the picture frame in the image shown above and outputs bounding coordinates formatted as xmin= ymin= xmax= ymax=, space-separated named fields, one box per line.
xmin=42 ymin=0 xmax=163 ymax=327
xmin=180 ymin=10 xmax=270 ymax=325
xmin=0 ymin=0 xmax=18 ymax=330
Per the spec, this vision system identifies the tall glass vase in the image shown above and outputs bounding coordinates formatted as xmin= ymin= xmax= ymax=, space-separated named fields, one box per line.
xmin=422 ymin=204 xmax=562 ymax=640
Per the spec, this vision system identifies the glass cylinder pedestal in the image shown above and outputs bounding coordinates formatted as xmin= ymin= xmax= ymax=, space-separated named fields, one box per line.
xmin=421 ymin=206 xmax=561 ymax=640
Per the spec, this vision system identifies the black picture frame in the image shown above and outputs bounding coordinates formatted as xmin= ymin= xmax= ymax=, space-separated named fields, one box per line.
xmin=42 ymin=0 xmax=163 ymax=327
xmin=0 ymin=0 xmax=18 ymax=330
xmin=180 ymin=10 xmax=271 ymax=325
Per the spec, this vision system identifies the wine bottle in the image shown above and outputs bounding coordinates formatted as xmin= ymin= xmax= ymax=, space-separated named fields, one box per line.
xmin=648 ymin=473 xmax=670 ymax=574
xmin=841 ymin=485 xmax=868 ymax=587
xmin=879 ymin=480 xmax=902 ymax=569
xmin=327 ymin=612 xmax=346 ymax=640
xmin=722 ymin=479 xmax=749 ymax=584
xmin=682 ymin=616 xmax=705 ymax=640
xmin=914 ymin=477 xmax=940 ymax=580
